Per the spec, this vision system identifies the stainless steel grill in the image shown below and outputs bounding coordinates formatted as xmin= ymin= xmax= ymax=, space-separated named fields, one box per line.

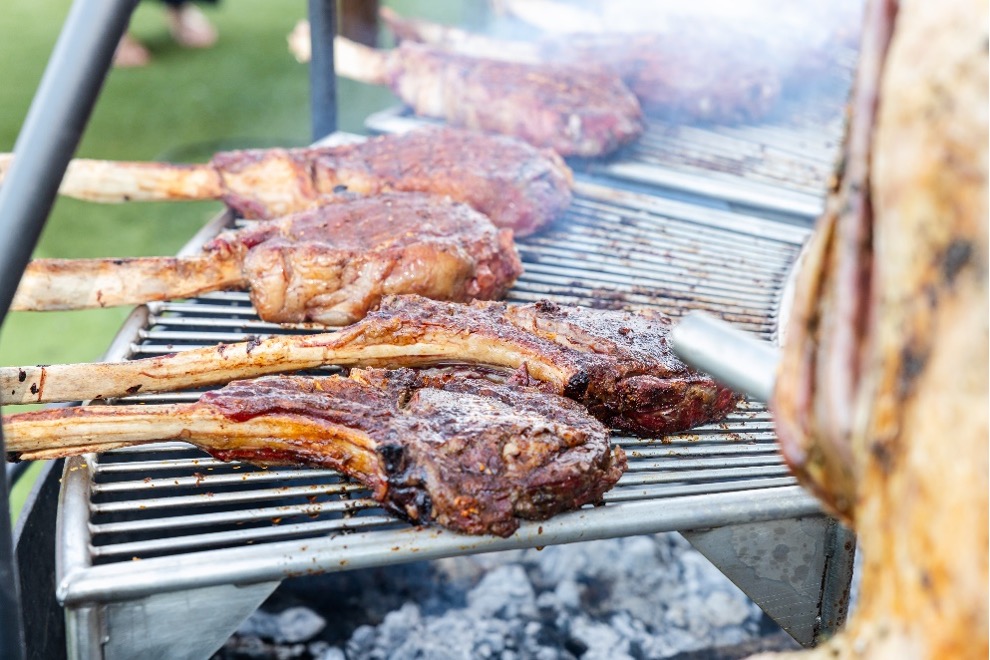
xmin=53 ymin=170 xmax=854 ymax=658
xmin=3 ymin=4 xmax=860 ymax=657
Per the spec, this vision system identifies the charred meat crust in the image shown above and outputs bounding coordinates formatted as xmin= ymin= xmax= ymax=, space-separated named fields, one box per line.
xmin=201 ymin=369 xmax=626 ymax=537
xmin=386 ymin=43 xmax=644 ymax=157
xmin=311 ymin=127 xmax=573 ymax=237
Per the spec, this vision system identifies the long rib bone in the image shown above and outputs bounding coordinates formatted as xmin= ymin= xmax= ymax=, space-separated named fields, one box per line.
xmin=11 ymin=256 xmax=243 ymax=311
xmin=3 ymin=370 xmax=625 ymax=537
xmin=0 ymin=295 xmax=739 ymax=438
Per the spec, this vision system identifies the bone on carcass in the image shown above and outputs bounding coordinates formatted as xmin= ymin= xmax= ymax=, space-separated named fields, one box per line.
xmin=0 ymin=295 xmax=739 ymax=438
xmin=331 ymin=37 xmax=644 ymax=157
xmin=10 ymin=193 xmax=522 ymax=325
xmin=2 ymin=368 xmax=626 ymax=537
xmin=767 ymin=0 xmax=988 ymax=656
xmin=0 ymin=127 xmax=573 ymax=234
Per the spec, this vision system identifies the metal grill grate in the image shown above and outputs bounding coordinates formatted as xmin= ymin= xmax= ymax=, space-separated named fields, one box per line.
xmin=364 ymin=107 xmax=846 ymax=219
xmin=57 ymin=179 xmax=817 ymax=606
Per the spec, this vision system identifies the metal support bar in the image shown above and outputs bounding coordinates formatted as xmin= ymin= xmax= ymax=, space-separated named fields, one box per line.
xmin=5 ymin=462 xmax=32 ymax=487
xmin=0 ymin=0 xmax=139 ymax=657
xmin=670 ymin=311 xmax=780 ymax=402
xmin=307 ymin=0 xmax=338 ymax=141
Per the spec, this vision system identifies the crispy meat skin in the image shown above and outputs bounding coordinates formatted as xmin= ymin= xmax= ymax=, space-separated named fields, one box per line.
xmin=204 ymin=193 xmax=522 ymax=325
xmin=768 ymin=0 xmax=988 ymax=657
xmin=5 ymin=370 xmax=626 ymax=537
xmin=384 ymin=43 xmax=644 ymax=157
xmin=210 ymin=127 xmax=572 ymax=233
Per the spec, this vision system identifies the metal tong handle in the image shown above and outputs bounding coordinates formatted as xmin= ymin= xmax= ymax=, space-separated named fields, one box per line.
xmin=670 ymin=311 xmax=779 ymax=402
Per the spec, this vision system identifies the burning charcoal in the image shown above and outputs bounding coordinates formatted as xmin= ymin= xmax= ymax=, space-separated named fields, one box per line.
xmin=567 ymin=615 xmax=633 ymax=660
xmin=218 ymin=534 xmax=785 ymax=659
xmin=343 ymin=625 xmax=376 ymax=659
xmin=312 ymin=647 xmax=344 ymax=660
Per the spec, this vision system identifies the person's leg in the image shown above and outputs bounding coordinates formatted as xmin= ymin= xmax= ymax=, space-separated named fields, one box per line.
xmin=113 ymin=31 xmax=152 ymax=67
xmin=166 ymin=2 xmax=218 ymax=49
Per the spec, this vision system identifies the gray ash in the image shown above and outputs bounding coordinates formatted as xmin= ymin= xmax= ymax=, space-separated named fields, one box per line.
xmin=213 ymin=533 xmax=799 ymax=660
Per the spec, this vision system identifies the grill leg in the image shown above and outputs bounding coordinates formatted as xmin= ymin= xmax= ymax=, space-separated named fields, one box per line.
xmin=307 ymin=0 xmax=338 ymax=141
xmin=13 ymin=461 xmax=65 ymax=660
xmin=682 ymin=515 xmax=856 ymax=646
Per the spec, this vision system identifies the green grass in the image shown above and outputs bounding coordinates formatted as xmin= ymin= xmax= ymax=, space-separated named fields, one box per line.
xmin=1 ymin=0 xmax=468 ymax=518
xmin=3 ymin=0 xmax=312 ymax=369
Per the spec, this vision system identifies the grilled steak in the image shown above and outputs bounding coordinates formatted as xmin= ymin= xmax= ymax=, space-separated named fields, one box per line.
xmin=381 ymin=10 xmax=779 ymax=124
xmin=0 ymin=127 xmax=574 ymax=234
xmin=378 ymin=6 xmax=864 ymax=125
xmin=307 ymin=127 xmax=572 ymax=237
xmin=3 ymin=368 xmax=626 ymax=537
xmin=333 ymin=38 xmax=644 ymax=157
xmin=212 ymin=127 xmax=573 ymax=231
xmin=2 ymin=295 xmax=740 ymax=438
xmin=12 ymin=194 xmax=522 ymax=325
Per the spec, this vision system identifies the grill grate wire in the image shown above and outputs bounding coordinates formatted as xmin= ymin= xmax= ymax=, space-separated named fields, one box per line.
xmin=59 ymin=180 xmax=812 ymax=572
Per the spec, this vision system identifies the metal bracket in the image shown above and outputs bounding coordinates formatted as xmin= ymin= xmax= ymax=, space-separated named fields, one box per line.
xmin=67 ymin=582 xmax=281 ymax=660
xmin=682 ymin=516 xmax=856 ymax=646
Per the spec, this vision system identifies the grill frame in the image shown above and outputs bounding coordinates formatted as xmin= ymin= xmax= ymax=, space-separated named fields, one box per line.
xmin=364 ymin=107 xmax=844 ymax=219
xmin=58 ymin=165 xmax=820 ymax=588
xmin=51 ymin=136 xmax=856 ymax=658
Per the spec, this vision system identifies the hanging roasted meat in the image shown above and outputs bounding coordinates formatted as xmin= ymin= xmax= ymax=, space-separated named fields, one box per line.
xmin=0 ymin=127 xmax=573 ymax=234
xmin=11 ymin=193 xmax=522 ymax=325
xmin=1 ymin=295 xmax=740 ymax=438
xmin=769 ymin=0 xmax=988 ymax=657
xmin=3 ymin=368 xmax=627 ymax=537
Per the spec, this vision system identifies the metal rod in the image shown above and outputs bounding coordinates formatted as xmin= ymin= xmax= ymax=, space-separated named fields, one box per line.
xmin=58 ymin=485 xmax=821 ymax=605
xmin=0 ymin=0 xmax=139 ymax=656
xmin=670 ymin=311 xmax=780 ymax=402
xmin=307 ymin=0 xmax=338 ymax=141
